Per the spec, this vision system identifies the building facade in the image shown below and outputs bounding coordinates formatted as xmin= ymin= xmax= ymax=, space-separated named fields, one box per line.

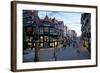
xmin=23 ymin=10 xmax=64 ymax=50
xmin=39 ymin=15 xmax=64 ymax=48
xmin=81 ymin=13 xmax=91 ymax=52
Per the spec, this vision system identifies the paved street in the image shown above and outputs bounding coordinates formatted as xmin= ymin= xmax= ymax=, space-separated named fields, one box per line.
xmin=23 ymin=43 xmax=90 ymax=62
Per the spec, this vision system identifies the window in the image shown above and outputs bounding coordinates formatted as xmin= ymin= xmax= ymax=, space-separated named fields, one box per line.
xmin=50 ymin=28 xmax=54 ymax=34
xmin=40 ymin=36 xmax=43 ymax=42
xmin=44 ymin=27 xmax=48 ymax=32
xmin=39 ymin=27 xmax=44 ymax=34
xmin=50 ymin=42 xmax=54 ymax=47
xmin=40 ymin=43 xmax=43 ymax=47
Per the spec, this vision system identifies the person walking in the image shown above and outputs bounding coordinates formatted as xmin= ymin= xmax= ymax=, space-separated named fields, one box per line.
xmin=72 ymin=37 xmax=77 ymax=48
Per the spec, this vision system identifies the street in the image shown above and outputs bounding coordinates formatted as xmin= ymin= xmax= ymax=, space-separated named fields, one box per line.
xmin=23 ymin=43 xmax=90 ymax=62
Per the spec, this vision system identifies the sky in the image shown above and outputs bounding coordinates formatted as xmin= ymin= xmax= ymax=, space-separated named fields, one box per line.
xmin=38 ymin=11 xmax=82 ymax=36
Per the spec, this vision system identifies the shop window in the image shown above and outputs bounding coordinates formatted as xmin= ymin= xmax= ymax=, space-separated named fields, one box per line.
xmin=28 ymin=42 xmax=32 ymax=46
xmin=40 ymin=36 xmax=43 ymax=42
xmin=40 ymin=43 xmax=43 ymax=47
xmin=50 ymin=42 xmax=54 ymax=47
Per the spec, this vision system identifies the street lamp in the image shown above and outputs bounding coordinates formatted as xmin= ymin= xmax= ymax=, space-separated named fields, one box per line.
xmin=34 ymin=40 xmax=39 ymax=62
xmin=31 ymin=11 xmax=40 ymax=62
xmin=53 ymin=40 xmax=56 ymax=61
xmin=34 ymin=20 xmax=40 ymax=62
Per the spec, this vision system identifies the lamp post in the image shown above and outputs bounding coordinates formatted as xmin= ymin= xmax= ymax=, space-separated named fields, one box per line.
xmin=32 ymin=11 xmax=40 ymax=62
xmin=53 ymin=40 xmax=56 ymax=61
xmin=34 ymin=22 xmax=39 ymax=62
xmin=34 ymin=39 xmax=39 ymax=62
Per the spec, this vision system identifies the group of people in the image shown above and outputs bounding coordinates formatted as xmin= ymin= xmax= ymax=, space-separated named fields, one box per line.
xmin=63 ymin=31 xmax=91 ymax=54
xmin=63 ymin=36 xmax=78 ymax=48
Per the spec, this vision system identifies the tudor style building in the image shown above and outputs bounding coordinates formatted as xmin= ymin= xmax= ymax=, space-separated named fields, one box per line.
xmin=23 ymin=10 xmax=64 ymax=50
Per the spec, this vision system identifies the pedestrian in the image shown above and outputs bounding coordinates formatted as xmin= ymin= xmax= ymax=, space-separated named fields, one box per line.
xmin=67 ymin=39 xmax=70 ymax=47
xmin=73 ymin=37 xmax=77 ymax=48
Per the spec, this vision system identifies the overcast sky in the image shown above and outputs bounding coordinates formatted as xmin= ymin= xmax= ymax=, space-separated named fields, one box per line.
xmin=38 ymin=11 xmax=82 ymax=36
